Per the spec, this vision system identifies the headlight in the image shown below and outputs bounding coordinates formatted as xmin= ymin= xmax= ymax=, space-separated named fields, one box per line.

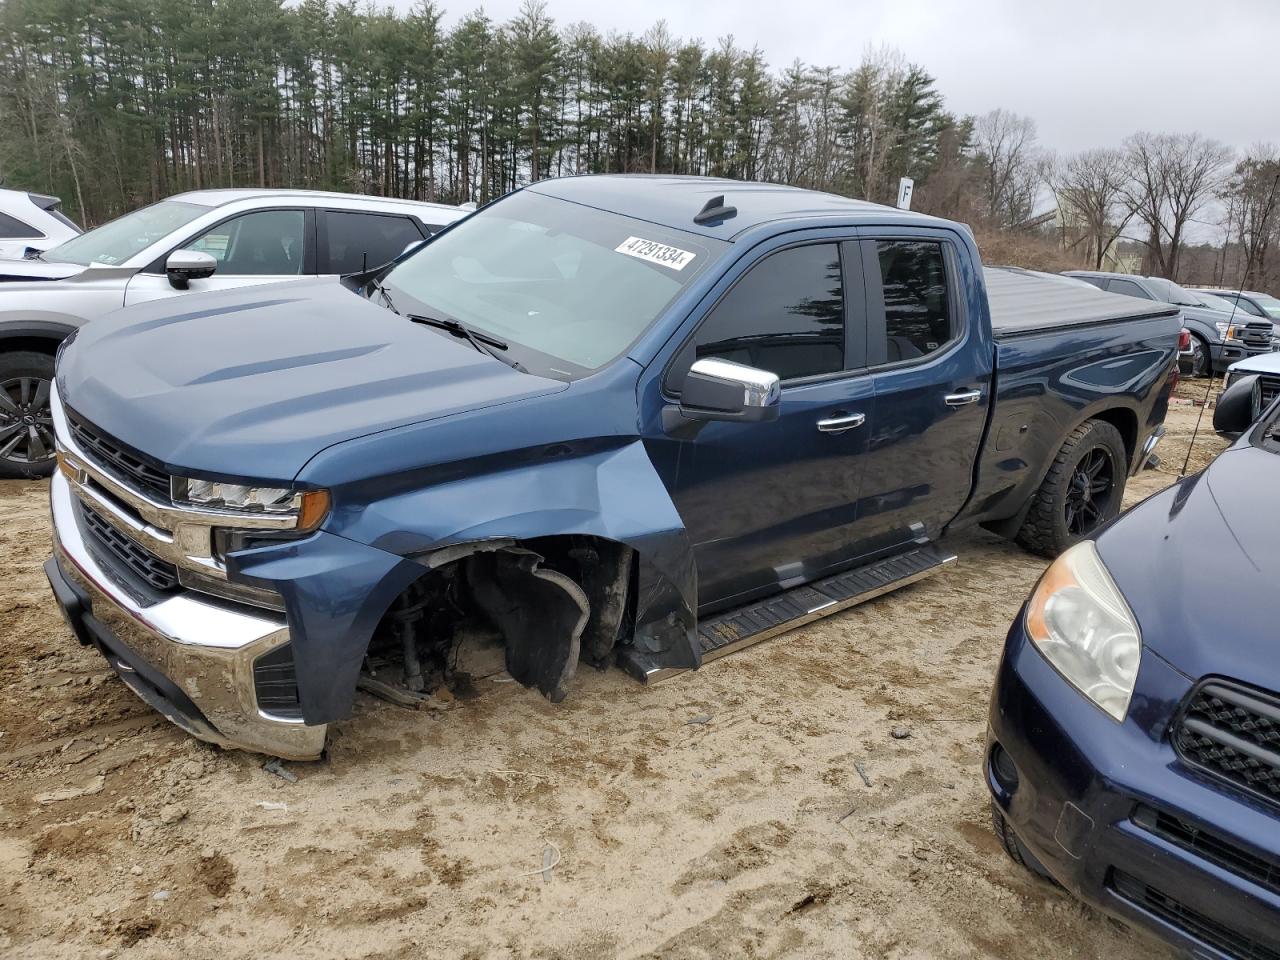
xmin=173 ymin=478 xmax=330 ymax=530
xmin=1215 ymin=321 xmax=1229 ymax=337
xmin=1025 ymin=541 xmax=1141 ymax=721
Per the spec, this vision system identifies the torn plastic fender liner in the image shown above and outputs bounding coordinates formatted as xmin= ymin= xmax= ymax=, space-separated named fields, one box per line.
xmin=227 ymin=531 xmax=427 ymax=726
xmin=466 ymin=549 xmax=590 ymax=701
xmin=327 ymin=439 xmax=700 ymax=672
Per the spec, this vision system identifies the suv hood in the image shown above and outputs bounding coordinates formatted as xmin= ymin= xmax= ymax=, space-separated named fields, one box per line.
xmin=57 ymin=278 xmax=566 ymax=481
xmin=1097 ymin=445 xmax=1280 ymax=690
xmin=0 ymin=259 xmax=87 ymax=282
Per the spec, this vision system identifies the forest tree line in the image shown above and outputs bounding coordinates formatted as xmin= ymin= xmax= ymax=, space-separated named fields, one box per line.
xmin=0 ymin=0 xmax=1275 ymax=290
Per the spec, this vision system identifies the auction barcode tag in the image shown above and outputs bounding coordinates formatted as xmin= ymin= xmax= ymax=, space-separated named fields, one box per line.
xmin=614 ymin=236 xmax=697 ymax=271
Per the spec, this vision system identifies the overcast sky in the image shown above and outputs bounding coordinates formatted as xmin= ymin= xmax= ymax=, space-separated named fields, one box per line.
xmin=395 ymin=0 xmax=1275 ymax=155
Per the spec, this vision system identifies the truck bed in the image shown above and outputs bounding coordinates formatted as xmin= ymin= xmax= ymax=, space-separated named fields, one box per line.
xmin=985 ymin=266 xmax=1180 ymax=336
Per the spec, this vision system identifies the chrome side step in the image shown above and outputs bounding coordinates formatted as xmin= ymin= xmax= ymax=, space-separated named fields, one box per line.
xmin=619 ymin=544 xmax=956 ymax=683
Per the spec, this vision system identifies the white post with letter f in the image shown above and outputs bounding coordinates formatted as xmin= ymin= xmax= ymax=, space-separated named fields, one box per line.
xmin=896 ymin=177 xmax=914 ymax=211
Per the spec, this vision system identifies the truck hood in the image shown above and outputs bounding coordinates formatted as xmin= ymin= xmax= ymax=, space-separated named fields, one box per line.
xmin=1096 ymin=445 xmax=1280 ymax=690
xmin=0 ymin=258 xmax=88 ymax=282
xmin=57 ymin=278 xmax=567 ymax=481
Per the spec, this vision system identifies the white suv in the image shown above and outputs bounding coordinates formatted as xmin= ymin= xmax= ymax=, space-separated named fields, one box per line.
xmin=0 ymin=189 xmax=81 ymax=260
xmin=0 ymin=189 xmax=465 ymax=477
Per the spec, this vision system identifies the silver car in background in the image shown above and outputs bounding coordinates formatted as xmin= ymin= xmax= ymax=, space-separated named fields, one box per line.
xmin=0 ymin=188 xmax=81 ymax=260
xmin=0 ymin=189 xmax=465 ymax=477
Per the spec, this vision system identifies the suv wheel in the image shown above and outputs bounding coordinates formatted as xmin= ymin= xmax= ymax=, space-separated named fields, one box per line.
xmin=0 ymin=351 xmax=57 ymax=479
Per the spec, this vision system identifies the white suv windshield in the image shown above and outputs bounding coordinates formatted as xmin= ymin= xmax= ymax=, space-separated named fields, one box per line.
xmin=381 ymin=190 xmax=725 ymax=377
xmin=44 ymin=200 xmax=206 ymax=266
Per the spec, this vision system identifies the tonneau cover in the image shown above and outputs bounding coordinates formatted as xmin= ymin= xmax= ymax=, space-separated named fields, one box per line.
xmin=985 ymin=266 xmax=1180 ymax=336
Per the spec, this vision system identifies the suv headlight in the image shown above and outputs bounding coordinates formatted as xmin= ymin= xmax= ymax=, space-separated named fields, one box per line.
xmin=172 ymin=477 xmax=330 ymax=530
xmin=1025 ymin=541 xmax=1141 ymax=721
xmin=1215 ymin=321 xmax=1229 ymax=337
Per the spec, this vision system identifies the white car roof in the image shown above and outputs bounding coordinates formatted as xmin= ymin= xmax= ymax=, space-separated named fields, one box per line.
xmin=166 ymin=188 xmax=463 ymax=218
xmin=1229 ymin=351 xmax=1280 ymax=376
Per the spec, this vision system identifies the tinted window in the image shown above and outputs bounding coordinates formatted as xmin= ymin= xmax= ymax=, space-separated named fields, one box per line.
xmin=185 ymin=209 xmax=305 ymax=275
xmin=1105 ymin=278 xmax=1153 ymax=300
xmin=325 ymin=212 xmax=423 ymax=274
xmin=1074 ymin=274 xmax=1108 ymax=290
xmin=875 ymin=240 xmax=951 ymax=361
xmin=690 ymin=244 xmax=844 ymax=381
xmin=0 ymin=211 xmax=41 ymax=239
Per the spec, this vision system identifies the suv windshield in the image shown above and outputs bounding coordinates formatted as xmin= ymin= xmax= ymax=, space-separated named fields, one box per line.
xmin=43 ymin=200 xmax=206 ymax=266
xmin=1144 ymin=277 xmax=1200 ymax=307
xmin=380 ymin=189 xmax=726 ymax=378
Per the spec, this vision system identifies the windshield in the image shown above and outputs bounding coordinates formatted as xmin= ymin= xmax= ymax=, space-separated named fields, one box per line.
xmin=43 ymin=200 xmax=207 ymax=266
xmin=380 ymin=189 xmax=726 ymax=378
xmin=1144 ymin=276 xmax=1200 ymax=307
xmin=1253 ymin=294 xmax=1280 ymax=320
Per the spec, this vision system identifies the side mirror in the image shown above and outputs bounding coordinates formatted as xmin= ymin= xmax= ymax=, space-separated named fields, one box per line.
xmin=679 ymin=357 xmax=780 ymax=423
xmin=1214 ymin=374 xmax=1262 ymax=439
xmin=165 ymin=249 xmax=218 ymax=289
xmin=400 ymin=239 xmax=429 ymax=258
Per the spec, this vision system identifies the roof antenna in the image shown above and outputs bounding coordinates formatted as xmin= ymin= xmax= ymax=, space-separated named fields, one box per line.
xmin=694 ymin=195 xmax=737 ymax=225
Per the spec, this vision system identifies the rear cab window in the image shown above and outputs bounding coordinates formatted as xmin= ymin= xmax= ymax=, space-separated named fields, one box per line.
xmin=863 ymin=239 xmax=958 ymax=366
xmin=1104 ymin=278 xmax=1154 ymax=300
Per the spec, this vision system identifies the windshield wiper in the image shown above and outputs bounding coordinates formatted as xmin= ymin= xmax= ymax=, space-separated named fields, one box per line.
xmin=407 ymin=314 xmax=526 ymax=373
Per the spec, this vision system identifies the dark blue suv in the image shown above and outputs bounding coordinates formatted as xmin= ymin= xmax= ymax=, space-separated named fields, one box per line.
xmin=988 ymin=375 xmax=1280 ymax=958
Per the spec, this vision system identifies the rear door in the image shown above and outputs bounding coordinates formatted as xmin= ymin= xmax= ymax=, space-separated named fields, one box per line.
xmin=852 ymin=233 xmax=992 ymax=555
xmin=665 ymin=237 xmax=875 ymax=609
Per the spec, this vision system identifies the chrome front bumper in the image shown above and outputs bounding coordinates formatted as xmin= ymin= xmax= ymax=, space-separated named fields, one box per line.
xmin=48 ymin=471 xmax=326 ymax=759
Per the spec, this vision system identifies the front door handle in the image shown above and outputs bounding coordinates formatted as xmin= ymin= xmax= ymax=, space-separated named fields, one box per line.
xmin=817 ymin=412 xmax=866 ymax=434
xmin=944 ymin=389 xmax=982 ymax=408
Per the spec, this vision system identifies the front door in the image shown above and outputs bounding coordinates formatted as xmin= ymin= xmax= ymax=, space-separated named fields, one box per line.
xmin=124 ymin=208 xmax=315 ymax=306
xmin=852 ymin=234 xmax=992 ymax=555
xmin=664 ymin=239 xmax=875 ymax=610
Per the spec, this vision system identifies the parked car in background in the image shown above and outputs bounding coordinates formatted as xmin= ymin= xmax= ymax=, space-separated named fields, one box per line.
xmin=988 ymin=372 xmax=1280 ymax=960
xmin=43 ymin=175 xmax=1180 ymax=759
xmin=1065 ymin=270 xmax=1274 ymax=377
xmin=0 ymin=189 xmax=465 ymax=477
xmin=1220 ymin=348 xmax=1280 ymax=409
xmin=0 ymin=188 xmax=80 ymax=260
xmin=1194 ymin=288 xmax=1280 ymax=335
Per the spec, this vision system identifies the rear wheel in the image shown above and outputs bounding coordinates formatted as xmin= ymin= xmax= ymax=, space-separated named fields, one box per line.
xmin=1016 ymin=419 xmax=1127 ymax=558
xmin=0 ymin=351 xmax=57 ymax=479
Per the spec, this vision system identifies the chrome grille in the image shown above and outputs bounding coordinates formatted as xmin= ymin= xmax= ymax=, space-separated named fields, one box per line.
xmin=67 ymin=413 xmax=171 ymax=500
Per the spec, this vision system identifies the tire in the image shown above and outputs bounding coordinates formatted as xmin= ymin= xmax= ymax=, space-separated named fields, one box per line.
xmin=0 ymin=350 xmax=57 ymax=479
xmin=1188 ymin=334 xmax=1210 ymax=379
xmin=1015 ymin=419 xmax=1128 ymax=558
xmin=990 ymin=799 xmax=1058 ymax=885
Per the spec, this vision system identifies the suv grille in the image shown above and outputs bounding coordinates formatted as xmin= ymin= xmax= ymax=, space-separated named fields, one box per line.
xmin=68 ymin=414 xmax=171 ymax=501
xmin=79 ymin=501 xmax=180 ymax=592
xmin=1132 ymin=805 xmax=1280 ymax=896
xmin=1174 ymin=680 xmax=1280 ymax=808
xmin=1240 ymin=321 xmax=1276 ymax=350
xmin=1111 ymin=870 xmax=1280 ymax=960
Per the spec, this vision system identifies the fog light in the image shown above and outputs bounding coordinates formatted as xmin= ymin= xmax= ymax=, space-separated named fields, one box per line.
xmin=991 ymin=743 xmax=1020 ymax=793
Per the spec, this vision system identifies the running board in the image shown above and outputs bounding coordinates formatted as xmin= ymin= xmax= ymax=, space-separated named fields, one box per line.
xmin=619 ymin=544 xmax=956 ymax=683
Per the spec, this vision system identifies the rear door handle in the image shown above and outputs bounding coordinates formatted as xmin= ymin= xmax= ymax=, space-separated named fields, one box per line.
xmin=944 ymin=389 xmax=982 ymax=408
xmin=816 ymin=412 xmax=866 ymax=433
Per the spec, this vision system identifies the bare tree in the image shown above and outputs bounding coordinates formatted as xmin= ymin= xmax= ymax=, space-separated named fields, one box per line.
xmin=1225 ymin=144 xmax=1280 ymax=290
xmin=970 ymin=108 xmax=1040 ymax=228
xmin=1051 ymin=148 xmax=1134 ymax=269
xmin=1122 ymin=132 xmax=1232 ymax=280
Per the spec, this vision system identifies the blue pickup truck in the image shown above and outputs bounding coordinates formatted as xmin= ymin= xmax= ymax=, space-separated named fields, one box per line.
xmin=43 ymin=176 xmax=1181 ymax=759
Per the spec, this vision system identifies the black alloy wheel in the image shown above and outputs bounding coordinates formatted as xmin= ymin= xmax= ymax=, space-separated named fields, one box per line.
xmin=1064 ymin=445 xmax=1115 ymax=537
xmin=0 ymin=363 xmax=57 ymax=478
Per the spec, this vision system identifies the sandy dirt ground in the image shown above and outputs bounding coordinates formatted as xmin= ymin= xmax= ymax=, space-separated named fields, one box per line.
xmin=0 ymin=397 xmax=1227 ymax=960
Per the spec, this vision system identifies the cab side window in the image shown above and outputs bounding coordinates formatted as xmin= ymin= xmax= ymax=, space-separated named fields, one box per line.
xmin=869 ymin=240 xmax=953 ymax=363
xmin=1105 ymin=278 xmax=1153 ymax=300
xmin=686 ymin=243 xmax=845 ymax=382
xmin=184 ymin=209 xmax=306 ymax=276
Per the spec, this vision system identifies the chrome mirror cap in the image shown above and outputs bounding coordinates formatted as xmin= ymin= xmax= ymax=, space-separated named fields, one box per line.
xmin=679 ymin=357 xmax=781 ymax=423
